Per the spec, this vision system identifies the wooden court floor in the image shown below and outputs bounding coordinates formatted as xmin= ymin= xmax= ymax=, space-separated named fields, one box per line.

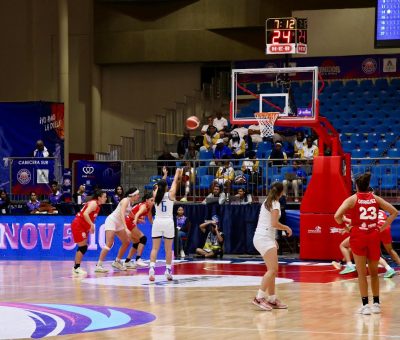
xmin=0 ymin=258 xmax=399 ymax=340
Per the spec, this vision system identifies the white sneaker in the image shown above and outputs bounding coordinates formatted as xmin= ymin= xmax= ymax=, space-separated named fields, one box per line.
xmin=165 ymin=268 xmax=173 ymax=281
xmin=371 ymin=303 xmax=381 ymax=314
xmin=180 ymin=250 xmax=186 ymax=258
xmin=149 ymin=267 xmax=155 ymax=282
xmin=358 ymin=305 xmax=371 ymax=315
xmin=125 ymin=261 xmax=137 ymax=270
xmin=135 ymin=259 xmax=148 ymax=268
xmin=72 ymin=267 xmax=87 ymax=276
xmin=94 ymin=265 xmax=108 ymax=273
xmin=112 ymin=260 xmax=127 ymax=271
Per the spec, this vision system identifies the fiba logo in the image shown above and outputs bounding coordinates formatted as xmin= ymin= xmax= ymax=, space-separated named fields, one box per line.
xmin=82 ymin=166 xmax=95 ymax=175
xmin=17 ymin=168 xmax=32 ymax=185
xmin=63 ymin=178 xmax=71 ymax=186
xmin=362 ymin=58 xmax=377 ymax=75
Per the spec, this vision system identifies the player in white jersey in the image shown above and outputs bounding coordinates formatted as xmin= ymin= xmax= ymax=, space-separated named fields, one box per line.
xmin=252 ymin=182 xmax=292 ymax=311
xmin=94 ymin=187 xmax=140 ymax=273
xmin=149 ymin=167 xmax=183 ymax=282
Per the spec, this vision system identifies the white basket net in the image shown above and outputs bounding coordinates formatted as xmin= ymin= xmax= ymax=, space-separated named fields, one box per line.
xmin=255 ymin=112 xmax=280 ymax=138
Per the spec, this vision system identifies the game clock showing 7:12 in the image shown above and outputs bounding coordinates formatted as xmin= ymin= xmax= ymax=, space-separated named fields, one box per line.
xmin=266 ymin=17 xmax=308 ymax=55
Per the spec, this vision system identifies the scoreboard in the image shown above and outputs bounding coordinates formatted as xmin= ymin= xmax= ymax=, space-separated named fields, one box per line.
xmin=266 ymin=17 xmax=308 ymax=55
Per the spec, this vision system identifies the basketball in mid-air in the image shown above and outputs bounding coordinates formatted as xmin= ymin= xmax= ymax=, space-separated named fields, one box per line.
xmin=185 ymin=116 xmax=201 ymax=130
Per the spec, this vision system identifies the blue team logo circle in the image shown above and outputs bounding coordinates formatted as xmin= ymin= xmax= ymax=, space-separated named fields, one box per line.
xmin=361 ymin=58 xmax=377 ymax=75
xmin=17 ymin=169 xmax=32 ymax=185
xmin=0 ymin=303 xmax=156 ymax=339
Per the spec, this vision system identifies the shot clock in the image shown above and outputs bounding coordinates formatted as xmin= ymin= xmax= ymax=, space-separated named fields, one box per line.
xmin=266 ymin=17 xmax=308 ymax=55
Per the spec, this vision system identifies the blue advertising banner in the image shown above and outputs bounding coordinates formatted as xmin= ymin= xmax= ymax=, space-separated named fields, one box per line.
xmin=74 ymin=161 xmax=122 ymax=195
xmin=0 ymin=102 xmax=64 ymax=191
xmin=0 ymin=215 xmax=163 ymax=261
xmin=234 ymin=54 xmax=400 ymax=80
xmin=11 ymin=158 xmax=56 ymax=195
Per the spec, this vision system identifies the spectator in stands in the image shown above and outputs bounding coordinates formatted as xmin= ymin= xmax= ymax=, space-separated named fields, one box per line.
xmin=282 ymin=160 xmax=307 ymax=202
xmin=174 ymin=206 xmax=191 ymax=257
xmin=201 ymin=116 xmax=214 ymax=135
xmin=269 ymin=142 xmax=288 ymax=166
xmin=177 ymin=131 xmax=192 ymax=159
xmin=180 ymin=161 xmax=195 ymax=202
xmin=73 ymin=184 xmax=88 ymax=205
xmin=242 ymin=151 xmax=262 ymax=189
xmin=33 ymin=140 xmax=50 ymax=158
xmin=201 ymin=125 xmax=220 ymax=152
xmin=213 ymin=139 xmax=232 ymax=160
xmin=202 ymin=183 xmax=226 ymax=205
xmin=300 ymin=137 xmax=319 ymax=160
xmin=213 ymin=111 xmax=229 ymax=137
xmin=248 ymin=123 xmax=263 ymax=145
xmin=49 ymin=181 xmax=63 ymax=206
xmin=230 ymin=124 xmax=248 ymax=139
xmin=183 ymin=143 xmax=199 ymax=160
xmin=196 ymin=215 xmax=224 ymax=258
xmin=27 ymin=192 xmax=41 ymax=214
xmin=233 ymin=188 xmax=253 ymax=204
xmin=214 ymin=156 xmax=235 ymax=200
xmin=294 ymin=131 xmax=306 ymax=158
xmin=229 ymin=131 xmax=246 ymax=159
xmin=0 ymin=190 xmax=10 ymax=214
xmin=111 ymin=185 xmax=124 ymax=206
xmin=157 ymin=149 xmax=176 ymax=176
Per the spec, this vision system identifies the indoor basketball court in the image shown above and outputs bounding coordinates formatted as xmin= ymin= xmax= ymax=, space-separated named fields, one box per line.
xmin=0 ymin=258 xmax=399 ymax=339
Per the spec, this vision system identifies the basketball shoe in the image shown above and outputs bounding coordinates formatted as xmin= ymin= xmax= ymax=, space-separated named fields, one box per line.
xmin=94 ymin=265 xmax=108 ymax=273
xmin=165 ymin=268 xmax=173 ymax=281
xmin=370 ymin=303 xmax=381 ymax=314
xmin=72 ymin=267 xmax=87 ymax=276
xmin=358 ymin=304 xmax=371 ymax=315
xmin=252 ymin=297 xmax=272 ymax=311
xmin=149 ymin=267 xmax=155 ymax=282
xmin=384 ymin=268 xmax=396 ymax=278
xmin=135 ymin=259 xmax=148 ymax=268
xmin=339 ymin=264 xmax=356 ymax=274
xmin=112 ymin=260 xmax=127 ymax=271
xmin=267 ymin=298 xmax=288 ymax=309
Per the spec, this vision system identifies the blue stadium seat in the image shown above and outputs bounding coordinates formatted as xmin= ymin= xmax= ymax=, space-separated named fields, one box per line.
xmin=256 ymin=142 xmax=273 ymax=158
xmin=351 ymin=149 xmax=367 ymax=158
xmin=144 ymin=175 xmax=162 ymax=190
xmin=349 ymin=133 xmax=365 ymax=145
xmin=387 ymin=148 xmax=400 ymax=158
xmin=196 ymin=166 xmax=209 ymax=177
xmin=376 ymin=140 xmax=390 ymax=150
xmin=199 ymin=150 xmax=213 ymax=160
xmin=381 ymin=174 xmax=397 ymax=190
xmin=342 ymin=140 xmax=354 ymax=152
xmin=359 ymin=140 xmax=375 ymax=150
xmin=198 ymin=175 xmax=214 ymax=190
xmin=368 ymin=148 xmax=382 ymax=158
xmin=359 ymin=79 xmax=373 ymax=90
xmin=344 ymin=80 xmax=358 ymax=90
xmin=375 ymin=78 xmax=389 ymax=90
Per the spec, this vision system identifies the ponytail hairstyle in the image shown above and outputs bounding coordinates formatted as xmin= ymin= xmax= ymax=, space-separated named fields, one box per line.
xmin=154 ymin=179 xmax=167 ymax=205
xmin=125 ymin=187 xmax=139 ymax=197
xmin=265 ymin=182 xmax=283 ymax=211
xmin=355 ymin=173 xmax=371 ymax=193
xmin=141 ymin=192 xmax=153 ymax=202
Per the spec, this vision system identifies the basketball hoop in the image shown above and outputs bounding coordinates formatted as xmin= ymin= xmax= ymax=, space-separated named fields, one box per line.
xmin=254 ymin=112 xmax=279 ymax=138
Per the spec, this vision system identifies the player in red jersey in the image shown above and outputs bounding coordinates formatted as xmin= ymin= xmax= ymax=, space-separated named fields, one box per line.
xmin=122 ymin=193 xmax=154 ymax=269
xmin=335 ymin=173 xmax=398 ymax=315
xmin=71 ymin=189 xmax=107 ymax=276
xmin=378 ymin=209 xmax=400 ymax=278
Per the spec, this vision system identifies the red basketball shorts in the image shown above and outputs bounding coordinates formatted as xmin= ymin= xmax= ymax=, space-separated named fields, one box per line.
xmin=125 ymin=216 xmax=136 ymax=231
xmin=380 ymin=227 xmax=392 ymax=245
xmin=350 ymin=228 xmax=381 ymax=261
xmin=71 ymin=219 xmax=90 ymax=243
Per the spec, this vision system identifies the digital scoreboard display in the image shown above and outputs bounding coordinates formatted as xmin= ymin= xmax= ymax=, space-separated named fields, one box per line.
xmin=375 ymin=0 xmax=400 ymax=48
xmin=266 ymin=17 xmax=308 ymax=55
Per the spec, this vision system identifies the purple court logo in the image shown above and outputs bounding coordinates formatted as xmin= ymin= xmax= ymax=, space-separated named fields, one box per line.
xmin=17 ymin=169 xmax=32 ymax=185
xmin=361 ymin=58 xmax=377 ymax=75
xmin=0 ymin=303 xmax=156 ymax=339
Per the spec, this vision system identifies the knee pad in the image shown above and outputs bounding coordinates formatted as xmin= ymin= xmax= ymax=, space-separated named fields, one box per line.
xmin=132 ymin=242 xmax=139 ymax=249
xmin=139 ymin=235 xmax=147 ymax=245
xmin=77 ymin=245 xmax=88 ymax=255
